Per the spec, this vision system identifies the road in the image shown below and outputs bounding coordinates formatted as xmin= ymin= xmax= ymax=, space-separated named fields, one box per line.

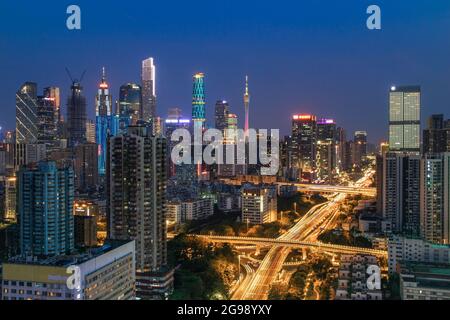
xmin=233 ymin=169 xmax=375 ymax=300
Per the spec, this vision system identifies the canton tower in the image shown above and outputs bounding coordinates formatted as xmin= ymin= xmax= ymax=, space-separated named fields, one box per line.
xmin=192 ymin=73 xmax=206 ymax=132
xmin=244 ymin=75 xmax=250 ymax=139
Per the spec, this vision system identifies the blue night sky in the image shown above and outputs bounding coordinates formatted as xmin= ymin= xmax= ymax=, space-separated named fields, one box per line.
xmin=1 ymin=0 xmax=450 ymax=144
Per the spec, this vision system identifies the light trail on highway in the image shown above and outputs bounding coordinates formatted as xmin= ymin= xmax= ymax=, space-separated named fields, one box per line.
xmin=233 ymin=169 xmax=376 ymax=300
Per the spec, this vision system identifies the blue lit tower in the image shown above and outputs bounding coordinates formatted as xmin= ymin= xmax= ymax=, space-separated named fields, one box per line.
xmin=95 ymin=67 xmax=115 ymax=176
xmin=192 ymin=73 xmax=206 ymax=132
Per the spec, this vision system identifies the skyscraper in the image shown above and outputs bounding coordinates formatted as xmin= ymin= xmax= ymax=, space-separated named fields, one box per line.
xmin=36 ymin=94 xmax=57 ymax=150
xmin=192 ymin=73 xmax=206 ymax=132
xmin=244 ymin=76 xmax=250 ymax=139
xmin=423 ymin=114 xmax=450 ymax=154
xmin=118 ymin=83 xmax=142 ymax=129
xmin=141 ymin=57 xmax=156 ymax=121
xmin=95 ymin=68 xmax=114 ymax=176
xmin=316 ymin=119 xmax=337 ymax=180
xmin=16 ymin=82 xmax=38 ymax=144
xmin=291 ymin=114 xmax=317 ymax=182
xmin=17 ymin=161 xmax=74 ymax=257
xmin=67 ymin=81 xmax=87 ymax=147
xmin=74 ymin=143 xmax=98 ymax=192
xmin=420 ymin=153 xmax=450 ymax=244
xmin=43 ymin=86 xmax=61 ymax=125
xmin=107 ymin=124 xmax=172 ymax=298
xmin=215 ymin=100 xmax=229 ymax=133
xmin=389 ymin=86 xmax=421 ymax=152
xmin=383 ymin=152 xmax=421 ymax=236
xmin=353 ymin=131 xmax=368 ymax=166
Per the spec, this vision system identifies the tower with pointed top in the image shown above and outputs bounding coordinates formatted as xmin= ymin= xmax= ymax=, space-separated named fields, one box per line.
xmin=95 ymin=67 xmax=114 ymax=176
xmin=244 ymin=76 xmax=250 ymax=139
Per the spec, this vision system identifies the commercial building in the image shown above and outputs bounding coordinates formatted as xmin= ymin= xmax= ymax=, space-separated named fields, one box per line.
xmin=73 ymin=200 xmax=98 ymax=248
xmin=291 ymin=114 xmax=317 ymax=182
xmin=353 ymin=131 xmax=367 ymax=166
xmin=16 ymin=82 xmax=38 ymax=144
xmin=141 ymin=57 xmax=157 ymax=121
xmin=214 ymin=100 xmax=229 ymax=133
xmin=95 ymin=68 xmax=115 ymax=176
xmin=1 ymin=240 xmax=135 ymax=300
xmin=118 ymin=83 xmax=142 ymax=130
xmin=389 ymin=86 xmax=421 ymax=152
xmin=67 ymin=81 xmax=87 ymax=148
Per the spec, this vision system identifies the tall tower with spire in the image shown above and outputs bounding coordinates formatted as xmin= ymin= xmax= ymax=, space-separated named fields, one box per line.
xmin=95 ymin=67 xmax=114 ymax=176
xmin=192 ymin=73 xmax=206 ymax=132
xmin=244 ymin=75 xmax=250 ymax=139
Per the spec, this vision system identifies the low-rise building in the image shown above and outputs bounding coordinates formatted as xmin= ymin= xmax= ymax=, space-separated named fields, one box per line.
xmin=335 ymin=254 xmax=382 ymax=300
xmin=400 ymin=262 xmax=450 ymax=300
xmin=1 ymin=240 xmax=135 ymax=300
xmin=388 ymin=236 xmax=450 ymax=274
xmin=241 ymin=186 xmax=277 ymax=225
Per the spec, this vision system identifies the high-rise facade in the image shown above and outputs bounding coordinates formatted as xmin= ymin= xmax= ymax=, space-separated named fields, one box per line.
xmin=192 ymin=73 xmax=206 ymax=132
xmin=17 ymin=161 xmax=74 ymax=257
xmin=316 ymin=119 xmax=337 ymax=180
xmin=67 ymin=81 xmax=87 ymax=147
xmin=420 ymin=153 xmax=450 ymax=244
xmin=16 ymin=82 xmax=38 ymax=144
xmin=291 ymin=114 xmax=317 ymax=181
xmin=423 ymin=114 xmax=450 ymax=154
xmin=214 ymin=100 xmax=229 ymax=133
xmin=383 ymin=152 xmax=421 ymax=236
xmin=74 ymin=143 xmax=99 ymax=192
xmin=141 ymin=57 xmax=156 ymax=121
xmin=107 ymin=124 xmax=172 ymax=298
xmin=353 ymin=131 xmax=368 ymax=166
xmin=389 ymin=86 xmax=421 ymax=152
xmin=95 ymin=68 xmax=115 ymax=176
xmin=118 ymin=83 xmax=142 ymax=130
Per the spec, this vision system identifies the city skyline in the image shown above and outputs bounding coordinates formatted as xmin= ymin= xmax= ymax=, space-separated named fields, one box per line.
xmin=2 ymin=1 xmax=450 ymax=143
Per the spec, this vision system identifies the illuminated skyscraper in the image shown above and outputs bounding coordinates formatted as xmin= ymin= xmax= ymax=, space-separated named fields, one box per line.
xmin=67 ymin=81 xmax=87 ymax=147
xmin=215 ymin=100 xmax=229 ymax=133
xmin=95 ymin=67 xmax=114 ymax=176
xmin=353 ymin=131 xmax=367 ymax=166
xmin=118 ymin=83 xmax=142 ymax=130
xmin=244 ymin=76 xmax=250 ymax=139
xmin=141 ymin=57 xmax=156 ymax=121
xmin=16 ymin=82 xmax=38 ymax=144
xmin=192 ymin=73 xmax=206 ymax=132
xmin=291 ymin=114 xmax=317 ymax=181
xmin=389 ymin=86 xmax=421 ymax=152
